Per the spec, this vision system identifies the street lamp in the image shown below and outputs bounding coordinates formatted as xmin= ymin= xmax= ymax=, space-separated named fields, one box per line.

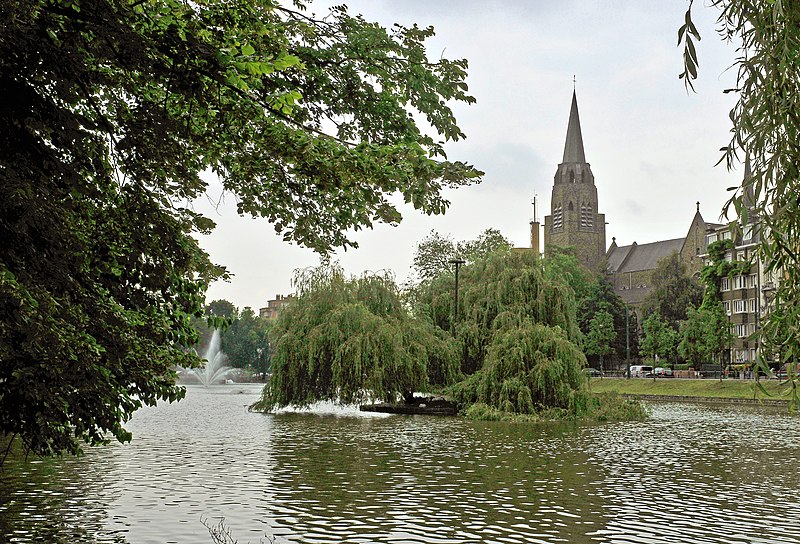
xmin=449 ymin=258 xmax=466 ymax=337
xmin=625 ymin=304 xmax=631 ymax=379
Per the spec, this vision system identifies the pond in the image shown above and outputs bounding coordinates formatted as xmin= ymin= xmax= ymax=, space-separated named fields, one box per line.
xmin=1 ymin=384 xmax=799 ymax=544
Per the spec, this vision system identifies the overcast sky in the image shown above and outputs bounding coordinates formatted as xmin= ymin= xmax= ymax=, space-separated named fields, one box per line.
xmin=194 ymin=0 xmax=743 ymax=311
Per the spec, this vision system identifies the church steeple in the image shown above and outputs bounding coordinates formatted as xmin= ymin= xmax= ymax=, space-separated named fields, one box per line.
xmin=543 ymin=87 xmax=606 ymax=272
xmin=562 ymin=90 xmax=586 ymax=163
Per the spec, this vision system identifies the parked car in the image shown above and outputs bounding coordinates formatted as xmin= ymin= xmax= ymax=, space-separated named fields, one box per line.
xmin=629 ymin=365 xmax=653 ymax=378
xmin=654 ymin=367 xmax=674 ymax=378
xmin=582 ymin=367 xmax=603 ymax=377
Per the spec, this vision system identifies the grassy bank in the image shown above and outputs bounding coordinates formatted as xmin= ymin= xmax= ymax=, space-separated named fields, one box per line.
xmin=587 ymin=377 xmax=796 ymax=402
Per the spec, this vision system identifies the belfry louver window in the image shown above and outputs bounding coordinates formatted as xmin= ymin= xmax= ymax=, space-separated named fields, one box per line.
xmin=553 ymin=204 xmax=563 ymax=229
xmin=580 ymin=203 xmax=593 ymax=228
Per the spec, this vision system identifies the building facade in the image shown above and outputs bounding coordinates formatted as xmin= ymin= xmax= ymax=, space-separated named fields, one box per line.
xmin=541 ymin=91 xmax=716 ymax=313
xmin=606 ymin=204 xmax=719 ymax=310
xmin=702 ymin=167 xmax=776 ymax=365
xmin=259 ymin=293 xmax=294 ymax=320
xmin=543 ymin=91 xmax=606 ymax=272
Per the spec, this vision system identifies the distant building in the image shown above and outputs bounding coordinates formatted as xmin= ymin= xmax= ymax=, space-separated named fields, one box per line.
xmin=540 ymin=90 xmax=719 ymax=315
xmin=543 ymin=90 xmax=607 ymax=273
xmin=701 ymin=160 xmax=777 ymax=366
xmin=259 ymin=294 xmax=294 ymax=319
xmin=606 ymin=204 xmax=721 ymax=311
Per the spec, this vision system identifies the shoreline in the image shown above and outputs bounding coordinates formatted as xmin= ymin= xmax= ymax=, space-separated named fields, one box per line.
xmin=589 ymin=377 xmax=796 ymax=406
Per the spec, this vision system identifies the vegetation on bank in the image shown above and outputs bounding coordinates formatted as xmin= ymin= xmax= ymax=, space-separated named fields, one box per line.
xmin=254 ymin=249 xmax=647 ymax=422
xmin=587 ymin=377 xmax=795 ymax=402
xmin=461 ymin=392 xmax=648 ymax=423
xmin=1 ymin=0 xmax=481 ymax=460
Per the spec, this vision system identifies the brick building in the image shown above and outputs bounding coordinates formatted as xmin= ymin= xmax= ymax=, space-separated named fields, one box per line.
xmin=259 ymin=293 xmax=294 ymax=320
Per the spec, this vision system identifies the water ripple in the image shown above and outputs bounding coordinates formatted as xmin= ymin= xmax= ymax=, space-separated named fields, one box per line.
xmin=1 ymin=390 xmax=799 ymax=543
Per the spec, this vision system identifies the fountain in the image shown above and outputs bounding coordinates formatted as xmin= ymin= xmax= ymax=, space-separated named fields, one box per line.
xmin=191 ymin=329 xmax=234 ymax=386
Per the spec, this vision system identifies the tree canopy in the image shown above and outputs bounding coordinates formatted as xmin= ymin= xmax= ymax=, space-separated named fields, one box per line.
xmin=0 ymin=0 xmax=480 ymax=458
xmin=585 ymin=309 xmax=616 ymax=372
xmin=640 ymin=313 xmax=677 ymax=363
xmin=641 ymin=252 xmax=703 ymax=328
xmin=415 ymin=250 xmax=589 ymax=413
xmin=253 ymin=265 xmax=459 ymax=410
xmin=681 ymin=2 xmax=800 ymax=368
xmin=411 ymin=228 xmax=511 ymax=283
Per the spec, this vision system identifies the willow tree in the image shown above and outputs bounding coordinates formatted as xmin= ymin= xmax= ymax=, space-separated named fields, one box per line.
xmin=1 ymin=0 xmax=479 ymax=458
xmin=680 ymin=2 xmax=800 ymax=375
xmin=416 ymin=250 xmax=593 ymax=416
xmin=253 ymin=265 xmax=459 ymax=411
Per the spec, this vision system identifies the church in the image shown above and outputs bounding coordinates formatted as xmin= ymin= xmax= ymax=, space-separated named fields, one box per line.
xmin=541 ymin=90 xmax=721 ymax=309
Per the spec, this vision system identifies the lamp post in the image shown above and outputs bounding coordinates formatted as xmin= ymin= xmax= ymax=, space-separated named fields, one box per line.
xmin=449 ymin=258 xmax=466 ymax=337
xmin=625 ymin=304 xmax=631 ymax=379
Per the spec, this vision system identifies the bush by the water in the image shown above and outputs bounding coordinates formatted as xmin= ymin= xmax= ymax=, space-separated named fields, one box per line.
xmin=255 ymin=253 xmax=644 ymax=423
xmin=462 ymin=392 xmax=648 ymax=423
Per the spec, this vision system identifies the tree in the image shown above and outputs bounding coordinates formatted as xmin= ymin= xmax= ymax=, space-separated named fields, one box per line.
xmin=457 ymin=228 xmax=512 ymax=264
xmin=412 ymin=231 xmax=458 ymax=283
xmin=702 ymin=300 xmax=733 ymax=373
xmin=640 ymin=313 xmax=677 ymax=364
xmin=641 ymin=251 xmax=703 ymax=328
xmin=584 ymin=310 xmax=617 ymax=374
xmin=0 ymin=0 xmax=480 ymax=458
xmin=690 ymin=239 xmax=742 ymax=370
xmin=220 ymin=307 xmax=272 ymax=373
xmin=411 ymin=228 xmax=511 ymax=283
xmin=577 ymin=275 xmax=633 ymax=366
xmin=681 ymin=2 xmax=800 ymax=373
xmin=253 ymin=265 xmax=459 ymax=410
xmin=543 ymin=249 xmax=595 ymax=305
xmin=678 ymin=305 xmax=708 ymax=368
xmin=206 ymin=300 xmax=238 ymax=319
xmin=416 ymin=250 xmax=592 ymax=414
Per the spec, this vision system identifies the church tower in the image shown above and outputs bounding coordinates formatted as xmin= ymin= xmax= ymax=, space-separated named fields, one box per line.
xmin=543 ymin=90 xmax=606 ymax=271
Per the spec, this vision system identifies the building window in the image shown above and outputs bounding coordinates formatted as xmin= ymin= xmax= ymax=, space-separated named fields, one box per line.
xmin=722 ymin=231 xmax=732 ymax=240
xmin=733 ymin=275 xmax=747 ymax=290
xmin=734 ymin=299 xmax=747 ymax=314
xmin=580 ymin=203 xmax=593 ymax=228
xmin=707 ymin=233 xmax=718 ymax=245
xmin=748 ymin=298 xmax=756 ymax=313
xmin=721 ymin=277 xmax=730 ymax=291
xmin=723 ymin=300 xmax=731 ymax=315
xmin=748 ymin=274 xmax=757 ymax=288
xmin=737 ymin=250 xmax=746 ymax=261
xmin=553 ymin=204 xmax=563 ymax=229
xmin=743 ymin=224 xmax=754 ymax=241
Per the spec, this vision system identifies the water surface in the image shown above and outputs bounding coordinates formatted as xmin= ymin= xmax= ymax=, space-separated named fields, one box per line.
xmin=1 ymin=385 xmax=798 ymax=543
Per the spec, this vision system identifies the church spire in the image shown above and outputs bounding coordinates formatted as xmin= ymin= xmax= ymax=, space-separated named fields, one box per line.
xmin=562 ymin=90 xmax=586 ymax=163
xmin=743 ymin=152 xmax=756 ymax=211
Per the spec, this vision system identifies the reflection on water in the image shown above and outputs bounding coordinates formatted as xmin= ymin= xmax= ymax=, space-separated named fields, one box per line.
xmin=1 ymin=385 xmax=799 ymax=544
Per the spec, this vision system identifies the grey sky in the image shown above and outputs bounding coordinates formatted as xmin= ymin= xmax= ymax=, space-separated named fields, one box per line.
xmin=195 ymin=1 xmax=742 ymax=310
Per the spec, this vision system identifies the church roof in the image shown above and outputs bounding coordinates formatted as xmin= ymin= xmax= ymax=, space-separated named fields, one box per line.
xmin=562 ymin=90 xmax=586 ymax=163
xmin=606 ymin=238 xmax=685 ymax=274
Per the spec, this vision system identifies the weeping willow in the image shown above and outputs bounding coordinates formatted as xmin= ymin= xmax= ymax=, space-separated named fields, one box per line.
xmin=417 ymin=250 xmax=593 ymax=417
xmin=253 ymin=265 xmax=459 ymax=411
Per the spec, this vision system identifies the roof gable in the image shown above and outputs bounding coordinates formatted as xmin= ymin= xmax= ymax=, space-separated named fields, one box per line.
xmin=607 ymin=238 xmax=684 ymax=273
